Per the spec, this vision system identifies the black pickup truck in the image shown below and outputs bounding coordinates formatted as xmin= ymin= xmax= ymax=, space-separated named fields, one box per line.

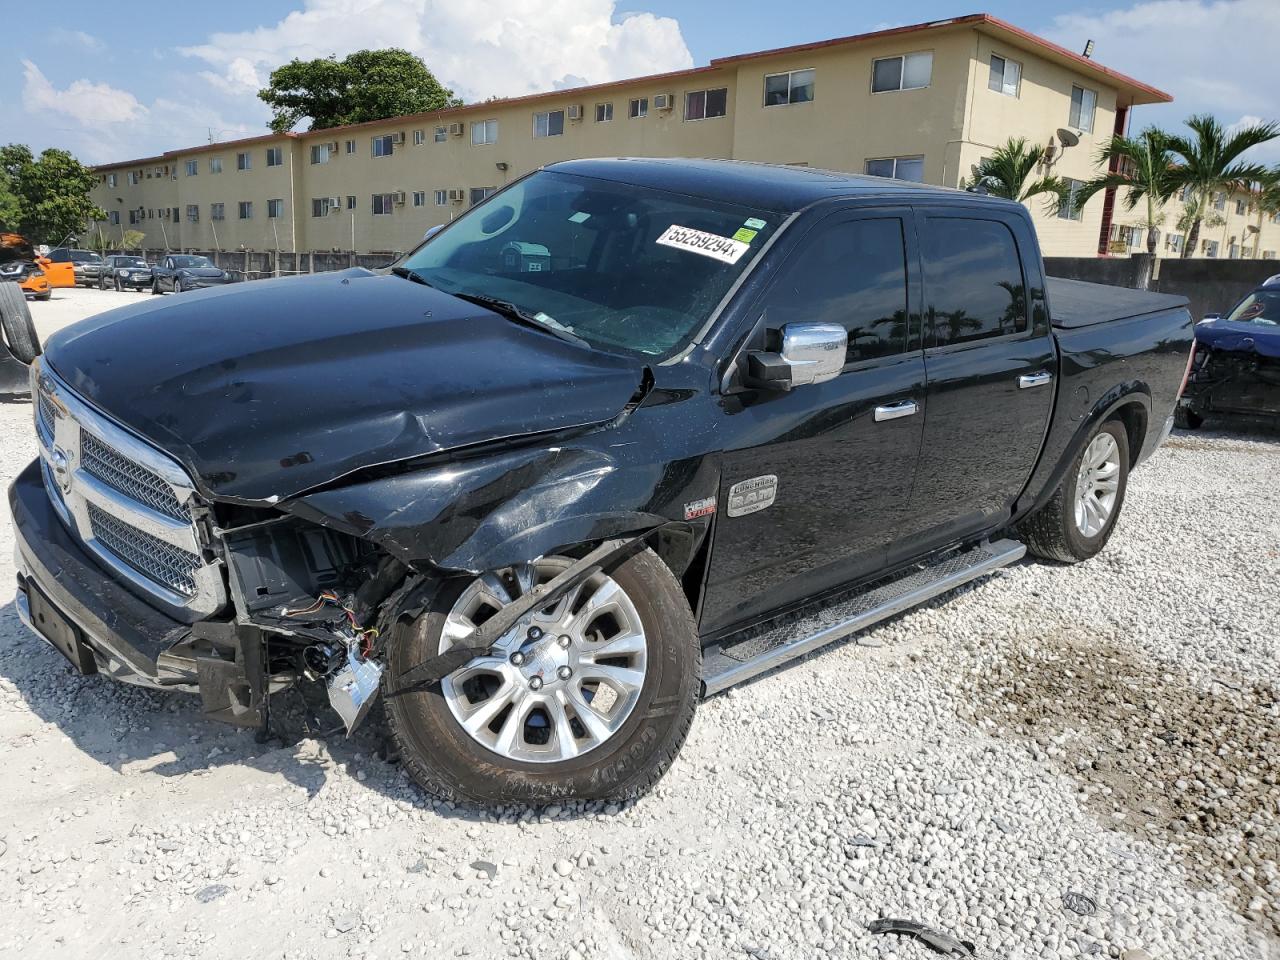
xmin=11 ymin=159 xmax=1193 ymax=804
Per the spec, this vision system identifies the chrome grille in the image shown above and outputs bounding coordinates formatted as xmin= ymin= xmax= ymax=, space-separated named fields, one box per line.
xmin=32 ymin=359 xmax=225 ymax=621
xmin=88 ymin=502 xmax=201 ymax=596
xmin=81 ymin=430 xmax=191 ymax=522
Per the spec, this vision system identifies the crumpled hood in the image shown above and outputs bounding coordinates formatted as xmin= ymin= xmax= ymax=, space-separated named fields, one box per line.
xmin=1195 ymin=318 xmax=1280 ymax=359
xmin=43 ymin=269 xmax=644 ymax=503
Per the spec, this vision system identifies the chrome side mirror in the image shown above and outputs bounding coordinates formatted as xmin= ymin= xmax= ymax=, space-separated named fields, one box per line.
xmin=745 ymin=322 xmax=847 ymax=391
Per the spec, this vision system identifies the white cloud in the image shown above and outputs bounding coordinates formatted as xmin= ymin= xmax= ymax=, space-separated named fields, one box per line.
xmin=50 ymin=29 xmax=105 ymax=52
xmin=22 ymin=59 xmax=148 ymax=128
xmin=178 ymin=0 xmax=693 ymax=109
xmin=1044 ymin=0 xmax=1280 ymax=161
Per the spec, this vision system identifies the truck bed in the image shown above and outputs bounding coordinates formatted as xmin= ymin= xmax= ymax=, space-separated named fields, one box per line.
xmin=1047 ymin=276 xmax=1189 ymax=329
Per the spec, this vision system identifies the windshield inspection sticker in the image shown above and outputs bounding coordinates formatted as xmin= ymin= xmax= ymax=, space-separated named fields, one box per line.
xmin=656 ymin=224 xmax=749 ymax=264
xmin=732 ymin=227 xmax=758 ymax=243
xmin=744 ymin=217 xmax=767 ymax=229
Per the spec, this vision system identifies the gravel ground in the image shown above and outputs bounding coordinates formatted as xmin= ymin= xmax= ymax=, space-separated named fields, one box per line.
xmin=1 ymin=288 xmax=1277 ymax=959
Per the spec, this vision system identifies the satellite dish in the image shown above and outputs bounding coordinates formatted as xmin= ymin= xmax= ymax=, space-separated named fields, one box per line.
xmin=970 ymin=164 xmax=982 ymax=180
xmin=1057 ymin=128 xmax=1081 ymax=148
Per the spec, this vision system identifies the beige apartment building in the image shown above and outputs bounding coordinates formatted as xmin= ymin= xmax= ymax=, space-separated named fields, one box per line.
xmin=91 ymin=13 xmax=1200 ymax=260
xmin=1108 ymin=184 xmax=1280 ymax=260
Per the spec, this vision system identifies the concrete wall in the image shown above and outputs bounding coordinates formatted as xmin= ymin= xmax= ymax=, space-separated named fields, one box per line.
xmin=1045 ymin=254 xmax=1279 ymax=320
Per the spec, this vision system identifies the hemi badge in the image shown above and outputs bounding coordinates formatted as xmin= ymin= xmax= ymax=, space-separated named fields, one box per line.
xmin=683 ymin=496 xmax=717 ymax=520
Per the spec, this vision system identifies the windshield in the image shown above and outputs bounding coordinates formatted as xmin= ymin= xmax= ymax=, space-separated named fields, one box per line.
xmin=71 ymin=251 xmax=101 ymax=264
xmin=1226 ymin=290 xmax=1280 ymax=325
xmin=117 ymin=257 xmax=147 ymax=267
xmin=172 ymin=255 xmax=212 ymax=268
xmin=400 ymin=170 xmax=779 ymax=358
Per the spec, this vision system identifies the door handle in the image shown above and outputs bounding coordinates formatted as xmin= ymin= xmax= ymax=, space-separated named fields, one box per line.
xmin=874 ymin=400 xmax=919 ymax=422
xmin=1018 ymin=370 xmax=1053 ymax=389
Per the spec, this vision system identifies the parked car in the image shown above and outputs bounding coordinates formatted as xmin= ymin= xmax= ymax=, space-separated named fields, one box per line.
xmin=0 ymin=233 xmax=51 ymax=301
xmin=11 ymin=159 xmax=1194 ymax=806
xmin=1178 ymin=274 xmax=1280 ymax=428
xmin=99 ymin=255 xmax=154 ymax=291
xmin=46 ymin=248 xmax=105 ymax=287
xmin=151 ymin=254 xmax=238 ymax=294
xmin=35 ymin=248 xmax=75 ymax=288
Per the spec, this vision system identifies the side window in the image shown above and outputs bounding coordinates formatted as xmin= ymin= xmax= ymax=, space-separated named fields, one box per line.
xmin=762 ymin=217 xmax=909 ymax=364
xmin=922 ymin=217 xmax=1027 ymax=347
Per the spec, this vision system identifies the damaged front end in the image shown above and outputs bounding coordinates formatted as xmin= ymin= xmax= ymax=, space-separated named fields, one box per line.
xmin=1181 ymin=337 xmax=1280 ymax=425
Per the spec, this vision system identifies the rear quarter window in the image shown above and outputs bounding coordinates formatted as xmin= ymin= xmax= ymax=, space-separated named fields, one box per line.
xmin=922 ymin=217 xmax=1027 ymax=347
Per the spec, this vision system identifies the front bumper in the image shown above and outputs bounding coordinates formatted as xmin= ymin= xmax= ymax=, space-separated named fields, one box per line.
xmin=12 ymin=460 xmax=273 ymax=724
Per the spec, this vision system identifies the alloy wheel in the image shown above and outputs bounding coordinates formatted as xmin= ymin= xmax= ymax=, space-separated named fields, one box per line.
xmin=1074 ymin=432 xmax=1120 ymax=537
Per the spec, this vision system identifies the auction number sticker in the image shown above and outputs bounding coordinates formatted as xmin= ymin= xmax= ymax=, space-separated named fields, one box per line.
xmin=656 ymin=224 xmax=750 ymax=264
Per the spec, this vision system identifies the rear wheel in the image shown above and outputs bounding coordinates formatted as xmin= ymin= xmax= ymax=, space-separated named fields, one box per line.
xmin=384 ymin=547 xmax=700 ymax=805
xmin=1019 ymin=419 xmax=1129 ymax=564
xmin=0 ymin=282 xmax=41 ymax=362
xmin=1175 ymin=406 xmax=1204 ymax=430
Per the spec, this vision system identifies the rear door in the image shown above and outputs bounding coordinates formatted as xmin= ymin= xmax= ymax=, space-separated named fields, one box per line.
xmin=700 ymin=207 xmax=926 ymax=635
xmin=894 ymin=206 xmax=1055 ymax=560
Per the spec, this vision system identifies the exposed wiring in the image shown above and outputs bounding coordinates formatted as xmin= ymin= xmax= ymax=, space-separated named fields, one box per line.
xmin=283 ymin=589 xmax=379 ymax=654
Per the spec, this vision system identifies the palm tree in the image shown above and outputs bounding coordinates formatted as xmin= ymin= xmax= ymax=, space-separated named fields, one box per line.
xmin=1077 ymin=127 xmax=1177 ymax=255
xmin=1165 ymin=114 xmax=1279 ymax=258
xmin=966 ymin=138 xmax=1069 ymax=213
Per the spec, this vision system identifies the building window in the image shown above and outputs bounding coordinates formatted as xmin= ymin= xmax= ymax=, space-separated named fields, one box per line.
xmin=595 ymin=102 xmax=613 ymax=122
xmin=238 ymin=201 xmax=253 ymax=219
xmin=533 ymin=110 xmax=565 ymax=138
xmin=1069 ymin=85 xmax=1097 ymax=133
xmin=1229 ymin=240 xmax=1240 ymax=259
xmin=186 ymin=204 xmax=199 ymax=222
xmin=412 ymin=190 xmax=426 ymax=207
xmin=107 ymin=173 xmax=117 ymax=188
xmin=211 ymin=203 xmax=225 ymax=221
xmin=413 ymin=129 xmax=426 ymax=145
xmin=185 ymin=159 xmax=198 ymax=176
xmin=629 ymin=98 xmax=648 ymax=119
xmin=865 ymin=156 xmax=925 ymax=182
xmin=434 ymin=126 xmax=448 ymax=143
xmin=372 ymin=135 xmax=394 ymax=158
xmin=1235 ymin=198 xmax=1247 ymax=215
xmin=472 ymin=119 xmax=498 ymax=145
xmin=1213 ymin=192 xmax=1227 ymax=211
xmin=1205 ymin=239 xmax=1220 ymax=258
xmin=372 ymin=193 xmax=394 ymax=215
xmin=266 ymin=147 xmax=283 ymax=167
xmin=1166 ymin=233 xmax=1183 ymax=253
xmin=764 ymin=69 xmax=815 ymax=106
xmin=871 ymin=52 xmax=932 ymax=92
xmin=237 ymin=152 xmax=251 ymax=171
xmin=311 ymin=198 xmax=331 ymax=217
xmin=268 ymin=199 xmax=284 ymax=218
xmin=686 ymin=87 xmax=728 ymax=120
xmin=310 ymin=143 xmax=331 ymax=165
xmin=108 ymin=210 xmax=120 ymax=225
xmin=1058 ymin=179 xmax=1085 ymax=220
xmin=470 ymin=187 xmax=495 ymax=206
xmin=128 ymin=171 xmax=140 ymax=185
xmin=128 ymin=210 xmax=137 ymax=224
xmin=435 ymin=190 xmax=448 ymax=206
xmin=988 ymin=54 xmax=1021 ymax=96
xmin=210 ymin=157 xmax=223 ymax=174
xmin=346 ymin=195 xmax=356 ymax=210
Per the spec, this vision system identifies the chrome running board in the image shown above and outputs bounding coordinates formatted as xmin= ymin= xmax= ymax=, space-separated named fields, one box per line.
xmin=700 ymin=539 xmax=1025 ymax=697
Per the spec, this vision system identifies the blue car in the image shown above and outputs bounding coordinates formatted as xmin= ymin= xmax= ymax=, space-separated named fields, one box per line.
xmin=1179 ymin=274 xmax=1280 ymax=428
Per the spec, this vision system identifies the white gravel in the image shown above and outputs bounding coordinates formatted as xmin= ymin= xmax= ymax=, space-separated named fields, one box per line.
xmin=1 ymin=288 xmax=1277 ymax=958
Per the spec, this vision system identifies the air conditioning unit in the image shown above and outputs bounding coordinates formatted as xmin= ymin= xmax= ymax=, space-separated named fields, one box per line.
xmin=449 ymin=122 xmax=465 ymax=137
xmin=653 ymin=93 xmax=674 ymax=110
xmin=328 ymin=197 xmax=341 ymax=211
xmin=391 ymin=132 xmax=405 ymax=145
xmin=393 ymin=191 xmax=406 ymax=205
xmin=447 ymin=188 xmax=465 ymax=202
xmin=329 ymin=141 xmax=340 ymax=152
xmin=567 ymin=104 xmax=583 ymax=121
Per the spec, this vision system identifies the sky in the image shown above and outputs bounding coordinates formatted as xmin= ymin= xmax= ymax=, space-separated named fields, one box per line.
xmin=5 ymin=0 xmax=1279 ymax=166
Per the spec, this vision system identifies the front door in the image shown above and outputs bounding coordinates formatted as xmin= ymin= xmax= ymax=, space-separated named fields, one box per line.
xmin=700 ymin=208 xmax=926 ymax=636
xmin=894 ymin=207 xmax=1056 ymax=561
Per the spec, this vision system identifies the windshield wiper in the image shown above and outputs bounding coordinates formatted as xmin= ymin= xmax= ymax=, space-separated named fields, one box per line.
xmin=390 ymin=265 xmax=434 ymax=287
xmin=450 ymin=291 xmax=588 ymax=347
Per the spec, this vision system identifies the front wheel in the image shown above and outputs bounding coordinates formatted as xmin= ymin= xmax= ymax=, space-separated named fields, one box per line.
xmin=151 ymin=280 xmax=162 ymax=295
xmin=384 ymin=547 xmax=700 ymax=805
xmin=1019 ymin=420 xmax=1129 ymax=563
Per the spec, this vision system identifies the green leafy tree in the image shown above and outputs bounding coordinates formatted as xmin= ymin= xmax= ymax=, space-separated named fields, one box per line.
xmin=1077 ymin=127 xmax=1178 ymax=255
xmin=86 ymin=227 xmax=113 ymax=255
xmin=0 ymin=144 xmax=106 ymax=246
xmin=1165 ymin=114 xmax=1279 ymax=258
xmin=0 ymin=168 xmax=20 ymax=231
xmin=963 ymin=138 xmax=1069 ymax=213
xmin=258 ymin=48 xmax=462 ymax=133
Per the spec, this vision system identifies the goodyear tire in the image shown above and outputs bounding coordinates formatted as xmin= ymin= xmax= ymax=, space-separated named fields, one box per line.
xmin=384 ymin=546 xmax=700 ymax=805
xmin=0 ymin=282 xmax=40 ymax=363
xmin=1019 ymin=419 xmax=1129 ymax=564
